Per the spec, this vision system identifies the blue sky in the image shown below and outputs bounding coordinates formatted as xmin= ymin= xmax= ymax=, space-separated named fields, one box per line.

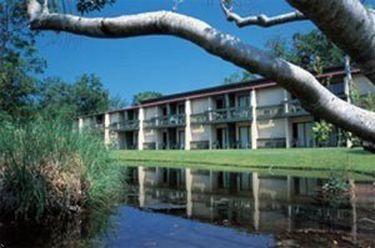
xmin=36 ymin=0 xmax=315 ymax=102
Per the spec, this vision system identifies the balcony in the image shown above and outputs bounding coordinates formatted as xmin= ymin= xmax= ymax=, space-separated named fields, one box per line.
xmin=287 ymin=101 xmax=309 ymax=117
xmin=190 ymin=112 xmax=210 ymax=124
xmin=211 ymin=107 xmax=252 ymax=123
xmin=143 ymin=118 xmax=157 ymax=129
xmin=257 ymin=138 xmax=286 ymax=148
xmin=85 ymin=123 xmax=104 ymax=130
xmin=144 ymin=114 xmax=186 ymax=129
xmin=256 ymin=104 xmax=285 ymax=120
xmin=110 ymin=120 xmax=139 ymax=131
xmin=143 ymin=142 xmax=156 ymax=150
xmin=190 ymin=140 xmax=210 ymax=149
xmin=191 ymin=107 xmax=252 ymax=124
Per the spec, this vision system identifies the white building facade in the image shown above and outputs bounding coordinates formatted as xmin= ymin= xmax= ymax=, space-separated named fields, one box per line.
xmin=78 ymin=67 xmax=375 ymax=150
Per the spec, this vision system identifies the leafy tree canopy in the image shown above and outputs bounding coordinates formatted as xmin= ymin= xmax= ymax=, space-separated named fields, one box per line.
xmin=132 ymin=91 xmax=163 ymax=105
xmin=223 ymin=71 xmax=259 ymax=84
xmin=0 ymin=0 xmax=45 ymax=120
xmin=266 ymin=29 xmax=345 ymax=71
xmin=76 ymin=0 xmax=116 ymax=13
xmin=38 ymin=74 xmax=126 ymax=119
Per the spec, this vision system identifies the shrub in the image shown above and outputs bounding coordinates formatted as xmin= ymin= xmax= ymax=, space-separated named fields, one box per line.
xmin=312 ymin=120 xmax=333 ymax=147
xmin=0 ymin=116 xmax=124 ymax=222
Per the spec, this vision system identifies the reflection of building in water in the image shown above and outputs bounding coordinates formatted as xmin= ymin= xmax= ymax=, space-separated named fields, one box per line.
xmin=137 ymin=167 xmax=186 ymax=209
xmin=129 ymin=167 xmax=374 ymax=236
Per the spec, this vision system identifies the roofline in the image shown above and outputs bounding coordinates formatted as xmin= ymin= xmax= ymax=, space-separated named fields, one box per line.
xmin=139 ymin=66 xmax=359 ymax=107
xmin=78 ymin=105 xmax=139 ymax=119
xmin=78 ymin=66 xmax=360 ymax=118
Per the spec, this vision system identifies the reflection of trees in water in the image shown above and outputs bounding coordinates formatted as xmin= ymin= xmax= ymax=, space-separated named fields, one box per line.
xmin=0 ymin=215 xmax=82 ymax=247
xmin=319 ymin=176 xmax=350 ymax=207
xmin=0 ymin=208 xmax=116 ymax=248
xmin=291 ymin=176 xmax=351 ymax=230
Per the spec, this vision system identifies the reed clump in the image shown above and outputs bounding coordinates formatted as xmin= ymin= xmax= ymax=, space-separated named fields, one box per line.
xmin=0 ymin=116 xmax=124 ymax=222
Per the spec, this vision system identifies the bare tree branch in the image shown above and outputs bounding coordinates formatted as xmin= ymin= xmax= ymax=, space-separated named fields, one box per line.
xmin=220 ymin=0 xmax=306 ymax=28
xmin=42 ymin=0 xmax=48 ymax=14
xmin=26 ymin=0 xmax=375 ymax=142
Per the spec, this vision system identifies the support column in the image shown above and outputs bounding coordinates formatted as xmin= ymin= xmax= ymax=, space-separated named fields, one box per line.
xmin=208 ymin=97 xmax=214 ymax=149
xmin=252 ymin=172 xmax=260 ymax=231
xmin=186 ymin=168 xmax=193 ymax=218
xmin=349 ymin=179 xmax=357 ymax=242
xmin=185 ymin=99 xmax=192 ymax=150
xmin=287 ymin=175 xmax=293 ymax=232
xmin=138 ymin=107 xmax=145 ymax=150
xmin=344 ymin=56 xmax=353 ymax=148
xmin=250 ymin=90 xmax=258 ymax=149
xmin=78 ymin=117 xmax=84 ymax=132
xmin=284 ymin=90 xmax=291 ymax=148
xmin=155 ymin=129 xmax=160 ymax=150
xmin=138 ymin=166 xmax=146 ymax=208
xmin=104 ymin=113 xmax=111 ymax=146
xmin=225 ymin=94 xmax=230 ymax=149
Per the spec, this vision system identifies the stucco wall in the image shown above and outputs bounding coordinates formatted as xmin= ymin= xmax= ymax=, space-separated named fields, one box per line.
xmin=191 ymin=98 xmax=209 ymax=113
xmin=191 ymin=125 xmax=210 ymax=141
xmin=144 ymin=106 xmax=158 ymax=120
xmin=353 ymin=75 xmax=375 ymax=95
xmin=256 ymin=87 xmax=285 ymax=107
xmin=110 ymin=112 xmax=121 ymax=124
xmin=257 ymin=119 xmax=286 ymax=139
xmin=144 ymin=129 xmax=158 ymax=143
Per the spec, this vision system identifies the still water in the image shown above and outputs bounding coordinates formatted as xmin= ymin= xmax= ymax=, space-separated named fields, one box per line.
xmin=1 ymin=165 xmax=375 ymax=247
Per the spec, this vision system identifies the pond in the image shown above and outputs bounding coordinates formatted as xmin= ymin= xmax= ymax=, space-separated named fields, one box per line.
xmin=1 ymin=165 xmax=374 ymax=247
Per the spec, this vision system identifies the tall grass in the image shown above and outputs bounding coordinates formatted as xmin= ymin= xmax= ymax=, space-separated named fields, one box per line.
xmin=0 ymin=116 xmax=124 ymax=222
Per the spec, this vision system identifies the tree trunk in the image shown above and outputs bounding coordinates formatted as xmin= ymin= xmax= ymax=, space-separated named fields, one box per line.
xmin=287 ymin=0 xmax=375 ymax=85
xmin=27 ymin=0 xmax=375 ymax=142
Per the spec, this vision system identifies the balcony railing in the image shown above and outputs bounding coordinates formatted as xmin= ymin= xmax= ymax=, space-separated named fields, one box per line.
xmin=212 ymin=107 xmax=252 ymax=123
xmin=190 ymin=112 xmax=210 ymax=124
xmin=144 ymin=114 xmax=186 ymax=129
xmin=110 ymin=120 xmax=139 ymax=131
xmin=143 ymin=142 xmax=156 ymax=150
xmin=256 ymin=104 xmax=285 ymax=120
xmin=257 ymin=138 xmax=286 ymax=148
xmin=190 ymin=140 xmax=210 ymax=150
xmin=191 ymin=107 xmax=252 ymax=124
xmin=143 ymin=118 xmax=157 ymax=129
xmin=287 ymin=101 xmax=309 ymax=117
xmin=85 ymin=123 xmax=104 ymax=130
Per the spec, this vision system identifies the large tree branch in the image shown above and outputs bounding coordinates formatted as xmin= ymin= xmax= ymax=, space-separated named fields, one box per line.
xmin=220 ymin=0 xmax=306 ymax=28
xmin=27 ymin=0 xmax=375 ymax=142
xmin=287 ymin=0 xmax=375 ymax=85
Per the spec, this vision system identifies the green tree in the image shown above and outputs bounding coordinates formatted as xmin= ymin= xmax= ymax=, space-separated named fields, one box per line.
xmin=312 ymin=120 xmax=333 ymax=147
xmin=266 ymin=30 xmax=344 ymax=71
xmin=72 ymin=74 xmax=110 ymax=116
xmin=0 ymin=0 xmax=45 ymax=120
xmin=223 ymin=71 xmax=258 ymax=84
xmin=109 ymin=94 xmax=127 ymax=110
xmin=38 ymin=74 xmax=126 ymax=119
xmin=132 ymin=91 xmax=163 ymax=105
xmin=37 ymin=77 xmax=77 ymax=119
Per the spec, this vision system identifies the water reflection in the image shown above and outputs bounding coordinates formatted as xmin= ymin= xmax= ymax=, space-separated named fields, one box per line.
xmin=125 ymin=166 xmax=375 ymax=246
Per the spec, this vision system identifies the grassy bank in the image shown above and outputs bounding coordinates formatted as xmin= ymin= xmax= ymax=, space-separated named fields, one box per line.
xmin=0 ymin=117 xmax=125 ymax=222
xmin=112 ymin=148 xmax=375 ymax=174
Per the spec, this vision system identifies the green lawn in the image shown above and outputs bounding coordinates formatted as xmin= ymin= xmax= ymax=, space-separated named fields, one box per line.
xmin=112 ymin=148 xmax=375 ymax=175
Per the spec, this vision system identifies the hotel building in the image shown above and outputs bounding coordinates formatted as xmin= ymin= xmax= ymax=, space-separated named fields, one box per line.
xmin=78 ymin=67 xmax=375 ymax=150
